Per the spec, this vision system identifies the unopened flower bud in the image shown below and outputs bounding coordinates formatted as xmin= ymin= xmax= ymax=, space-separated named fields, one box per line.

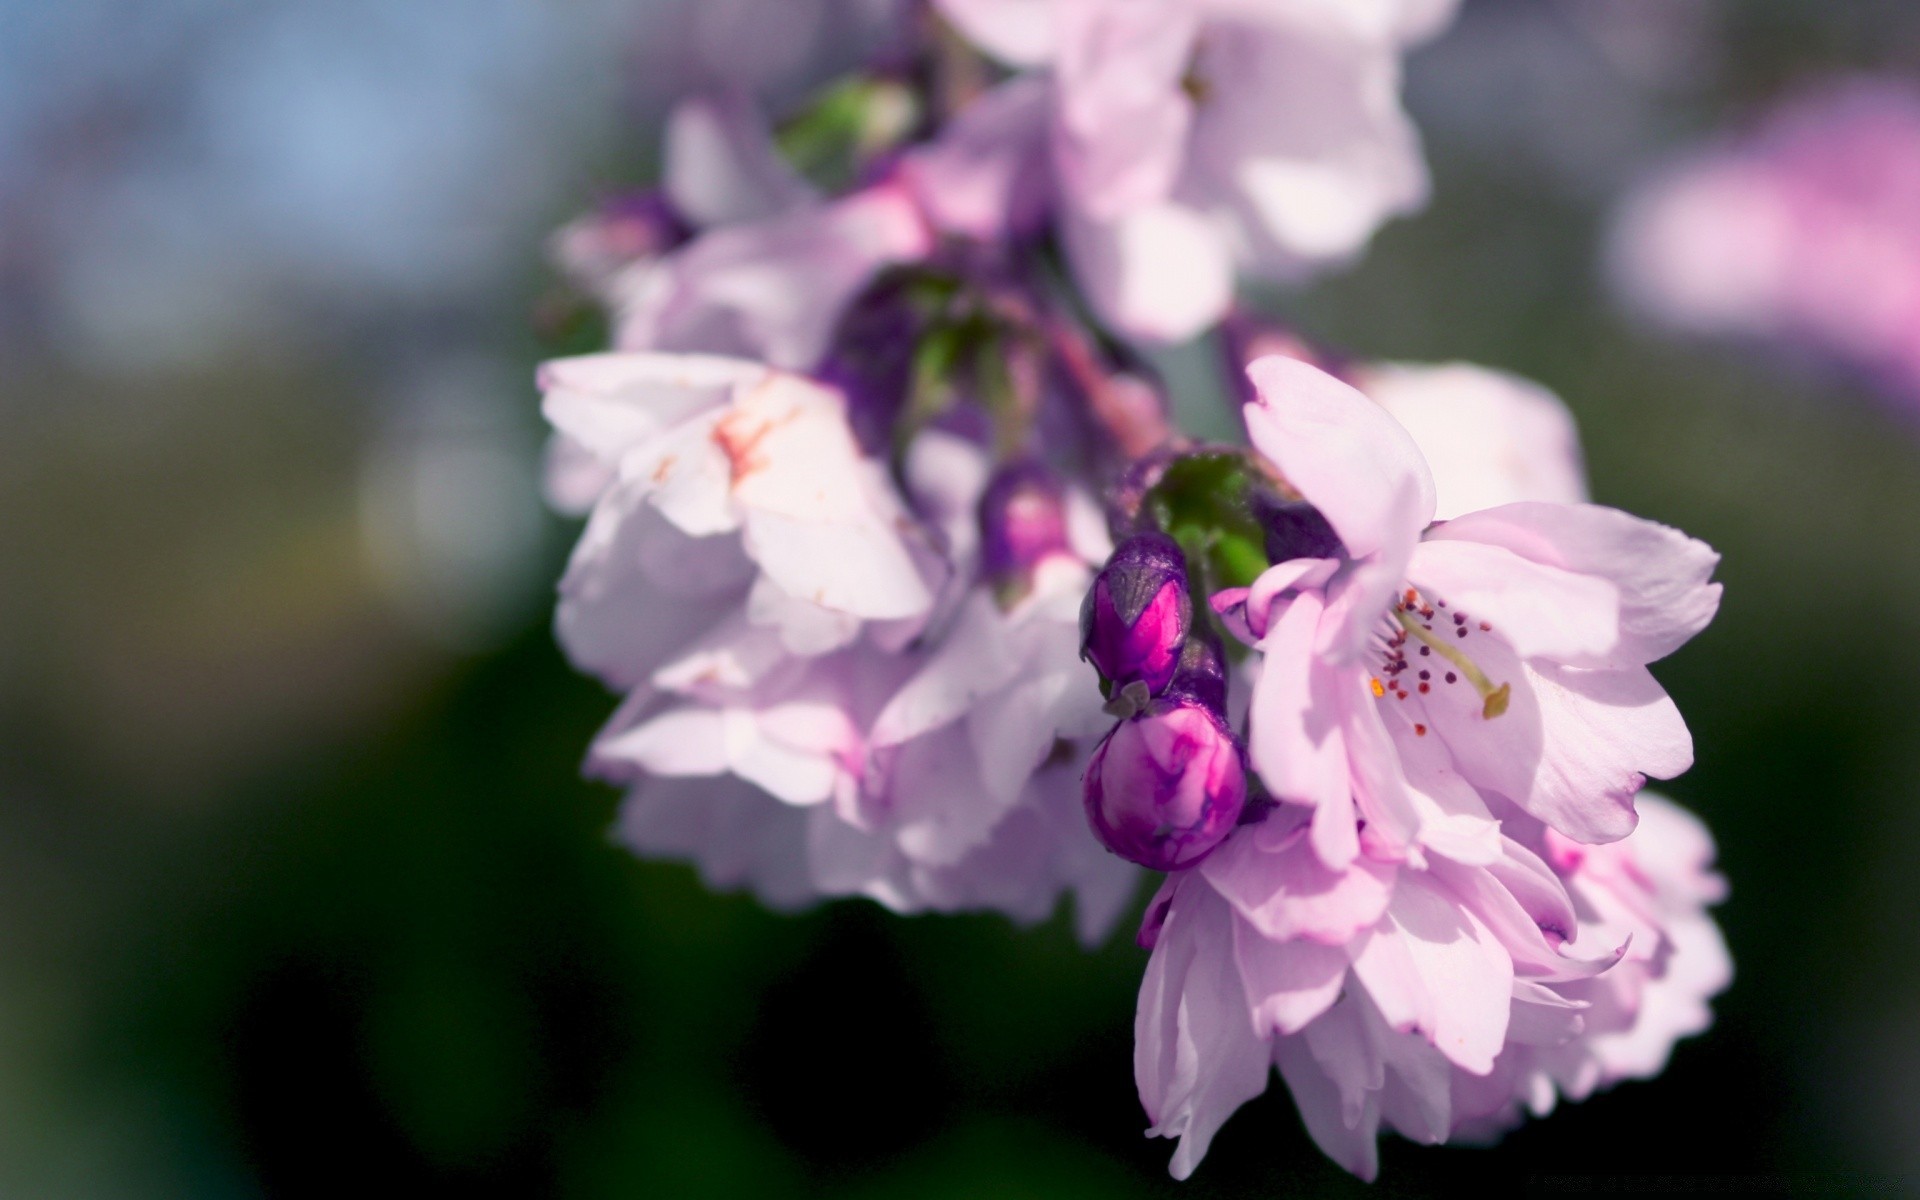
xmin=1161 ymin=625 xmax=1229 ymax=716
xmin=1083 ymin=700 xmax=1247 ymax=872
xmin=1080 ymin=532 xmax=1191 ymax=697
xmin=978 ymin=462 xmax=1071 ymax=598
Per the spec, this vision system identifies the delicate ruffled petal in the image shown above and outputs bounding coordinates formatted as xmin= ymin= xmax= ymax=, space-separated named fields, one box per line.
xmin=542 ymin=432 xmax=616 ymax=515
xmin=618 ymin=776 xmax=817 ymax=910
xmin=1403 ymin=619 xmax=1691 ymax=845
xmin=538 ymin=351 xmax=761 ymax=463
xmin=1200 ymin=809 xmax=1394 ymax=943
xmin=556 ymin=488 xmax=752 ymax=688
xmin=1178 ymin=13 xmax=1428 ymax=277
xmin=1228 ymin=557 xmax=1339 ymax=643
xmin=722 ymin=375 xmax=936 ymax=619
xmin=1405 ymin=538 xmax=1623 ymax=664
xmin=1233 ymin=921 xmax=1350 ymax=1037
xmin=1246 ymin=593 xmax=1358 ymax=867
xmin=617 ymin=184 xmax=933 ymax=368
xmin=1349 ymin=871 xmax=1513 ymax=1074
xmin=1427 ymin=502 xmax=1722 ymax=668
xmin=1243 ymin=355 xmax=1436 ymax=560
xmin=1135 ymin=877 xmax=1273 ymax=1181
xmin=1281 ymin=1000 xmax=1383 ymax=1180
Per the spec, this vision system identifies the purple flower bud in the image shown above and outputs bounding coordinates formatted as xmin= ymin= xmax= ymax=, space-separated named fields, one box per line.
xmin=1162 ymin=625 xmax=1229 ymax=716
xmin=1083 ymin=700 xmax=1247 ymax=872
xmin=979 ymin=462 xmax=1071 ymax=585
xmin=1080 ymin=532 xmax=1192 ymax=696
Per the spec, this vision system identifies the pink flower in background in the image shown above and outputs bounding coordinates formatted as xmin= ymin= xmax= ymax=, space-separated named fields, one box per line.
xmin=1608 ymin=77 xmax=1920 ymax=410
xmin=934 ymin=0 xmax=1454 ymax=341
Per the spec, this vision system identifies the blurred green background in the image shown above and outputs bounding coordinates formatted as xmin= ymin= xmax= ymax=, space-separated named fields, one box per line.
xmin=2 ymin=1 xmax=1918 ymax=1195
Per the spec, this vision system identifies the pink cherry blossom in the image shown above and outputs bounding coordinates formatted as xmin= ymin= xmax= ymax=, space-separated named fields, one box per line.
xmin=1216 ymin=355 xmax=1720 ymax=865
xmin=545 ymin=353 xmax=1138 ymax=932
xmin=932 ymin=0 xmax=1454 ymax=341
xmin=1135 ymin=788 xmax=1727 ymax=1179
xmin=541 ymin=352 xmax=938 ymax=690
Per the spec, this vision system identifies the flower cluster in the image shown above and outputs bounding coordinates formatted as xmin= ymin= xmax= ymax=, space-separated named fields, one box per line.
xmin=537 ymin=0 xmax=1729 ymax=1181
xmin=1129 ymin=353 xmax=1727 ymax=1178
xmin=1609 ymin=76 xmax=1920 ymax=414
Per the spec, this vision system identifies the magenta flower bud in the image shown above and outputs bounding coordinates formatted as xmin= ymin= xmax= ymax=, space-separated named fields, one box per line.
xmin=978 ymin=462 xmax=1071 ymax=584
xmin=1080 ymin=532 xmax=1192 ymax=698
xmin=1083 ymin=700 xmax=1247 ymax=872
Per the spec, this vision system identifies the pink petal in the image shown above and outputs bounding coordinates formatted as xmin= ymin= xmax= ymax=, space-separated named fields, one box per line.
xmin=1242 ymin=355 xmax=1436 ymax=560
xmin=932 ymin=0 xmax=1060 ymax=66
xmin=538 ymin=351 xmax=760 ymax=463
xmin=593 ymin=704 xmax=729 ymax=778
xmin=1359 ymin=362 xmax=1588 ymax=518
xmin=1199 ymin=812 xmax=1394 ymax=943
xmin=1134 ymin=876 xmax=1271 ymax=1181
xmin=1178 ymin=11 xmax=1428 ymax=275
xmin=1233 ymin=921 xmax=1349 ymax=1037
xmin=1061 ymin=200 xmax=1233 ymax=343
xmin=1348 ymin=871 xmax=1513 ymax=1074
xmin=1246 ymin=593 xmax=1358 ymax=867
xmin=1280 ymin=1003 xmax=1383 ymax=1180
xmin=618 ymin=184 xmax=932 ymax=369
xmin=555 ymin=490 xmax=751 ymax=689
xmin=1051 ymin=0 xmax=1197 ymax=219
xmin=1408 ymin=624 xmax=1691 ymax=845
xmin=663 ymin=91 xmax=818 ymax=229
xmin=619 ymin=776 xmax=817 ymax=910
xmin=1405 ymin=538 xmax=1622 ymax=663
xmin=1427 ymin=502 xmax=1721 ymax=668
xmin=900 ymin=77 xmax=1054 ymax=241
xmin=1225 ymin=557 xmax=1338 ymax=642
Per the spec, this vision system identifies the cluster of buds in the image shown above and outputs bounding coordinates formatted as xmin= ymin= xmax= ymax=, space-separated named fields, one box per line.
xmin=1081 ymin=533 xmax=1246 ymax=871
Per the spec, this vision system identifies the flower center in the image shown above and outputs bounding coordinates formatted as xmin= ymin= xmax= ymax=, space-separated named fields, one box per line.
xmin=1375 ymin=588 xmax=1511 ymax=719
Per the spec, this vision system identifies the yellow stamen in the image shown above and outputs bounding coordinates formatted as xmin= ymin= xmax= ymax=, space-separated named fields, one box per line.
xmin=1369 ymin=677 xmax=1386 ymax=698
xmin=1393 ymin=610 xmax=1512 ymax=719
